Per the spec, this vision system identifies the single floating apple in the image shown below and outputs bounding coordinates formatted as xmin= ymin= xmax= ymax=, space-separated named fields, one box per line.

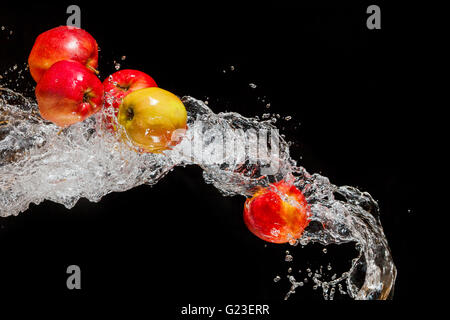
xmin=35 ymin=60 xmax=104 ymax=127
xmin=118 ymin=87 xmax=187 ymax=153
xmin=243 ymin=180 xmax=310 ymax=244
xmin=103 ymin=69 xmax=157 ymax=128
xmin=28 ymin=26 xmax=99 ymax=82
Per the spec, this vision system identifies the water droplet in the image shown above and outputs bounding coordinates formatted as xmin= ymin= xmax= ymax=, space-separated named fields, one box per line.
xmin=273 ymin=276 xmax=281 ymax=282
xmin=249 ymin=83 xmax=257 ymax=89
xmin=322 ymin=248 xmax=327 ymax=254
xmin=270 ymin=228 xmax=280 ymax=237
xmin=329 ymin=288 xmax=336 ymax=300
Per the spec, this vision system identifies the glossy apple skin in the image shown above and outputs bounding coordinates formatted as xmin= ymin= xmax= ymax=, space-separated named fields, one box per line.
xmin=103 ymin=69 xmax=157 ymax=109
xmin=28 ymin=26 xmax=98 ymax=82
xmin=35 ymin=60 xmax=104 ymax=127
xmin=118 ymin=87 xmax=187 ymax=153
xmin=103 ymin=70 xmax=157 ymax=128
xmin=244 ymin=181 xmax=310 ymax=244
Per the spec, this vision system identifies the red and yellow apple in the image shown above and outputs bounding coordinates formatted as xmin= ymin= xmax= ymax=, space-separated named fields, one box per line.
xmin=35 ymin=60 xmax=104 ymax=127
xmin=28 ymin=26 xmax=98 ymax=82
xmin=118 ymin=87 xmax=187 ymax=153
xmin=243 ymin=180 xmax=310 ymax=243
xmin=103 ymin=69 xmax=157 ymax=128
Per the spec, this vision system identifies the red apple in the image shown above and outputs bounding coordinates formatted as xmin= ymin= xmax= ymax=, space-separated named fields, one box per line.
xmin=103 ymin=69 xmax=157 ymax=108
xmin=243 ymin=181 xmax=310 ymax=244
xmin=28 ymin=26 xmax=98 ymax=82
xmin=35 ymin=60 xmax=104 ymax=127
xmin=102 ymin=69 xmax=157 ymax=128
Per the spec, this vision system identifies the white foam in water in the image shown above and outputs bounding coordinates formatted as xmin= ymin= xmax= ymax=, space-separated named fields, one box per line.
xmin=0 ymin=86 xmax=396 ymax=300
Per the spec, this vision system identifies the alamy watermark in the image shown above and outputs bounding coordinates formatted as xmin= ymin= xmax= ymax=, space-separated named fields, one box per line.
xmin=66 ymin=265 xmax=81 ymax=290
xmin=66 ymin=5 xmax=81 ymax=28
xmin=366 ymin=5 xmax=381 ymax=30
xmin=168 ymin=117 xmax=283 ymax=177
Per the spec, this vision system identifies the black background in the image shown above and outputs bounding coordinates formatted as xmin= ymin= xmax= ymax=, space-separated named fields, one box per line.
xmin=1 ymin=1 xmax=423 ymax=316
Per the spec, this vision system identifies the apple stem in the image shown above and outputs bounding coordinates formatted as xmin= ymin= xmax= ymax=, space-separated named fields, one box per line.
xmin=87 ymin=65 xmax=100 ymax=75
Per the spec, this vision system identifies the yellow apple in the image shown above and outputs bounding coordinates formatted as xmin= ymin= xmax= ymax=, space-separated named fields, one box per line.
xmin=118 ymin=87 xmax=187 ymax=153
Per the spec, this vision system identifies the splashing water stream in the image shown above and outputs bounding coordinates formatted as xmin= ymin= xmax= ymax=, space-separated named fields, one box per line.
xmin=0 ymin=86 xmax=396 ymax=300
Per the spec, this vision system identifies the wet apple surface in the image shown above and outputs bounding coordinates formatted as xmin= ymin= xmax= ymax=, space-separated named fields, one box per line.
xmin=118 ymin=87 xmax=187 ymax=153
xmin=103 ymin=69 xmax=157 ymax=129
xmin=244 ymin=181 xmax=310 ymax=244
xmin=28 ymin=26 xmax=98 ymax=82
xmin=103 ymin=69 xmax=158 ymax=109
xmin=35 ymin=60 xmax=104 ymax=127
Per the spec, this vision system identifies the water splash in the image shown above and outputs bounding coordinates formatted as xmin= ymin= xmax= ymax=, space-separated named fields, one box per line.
xmin=0 ymin=86 xmax=396 ymax=300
